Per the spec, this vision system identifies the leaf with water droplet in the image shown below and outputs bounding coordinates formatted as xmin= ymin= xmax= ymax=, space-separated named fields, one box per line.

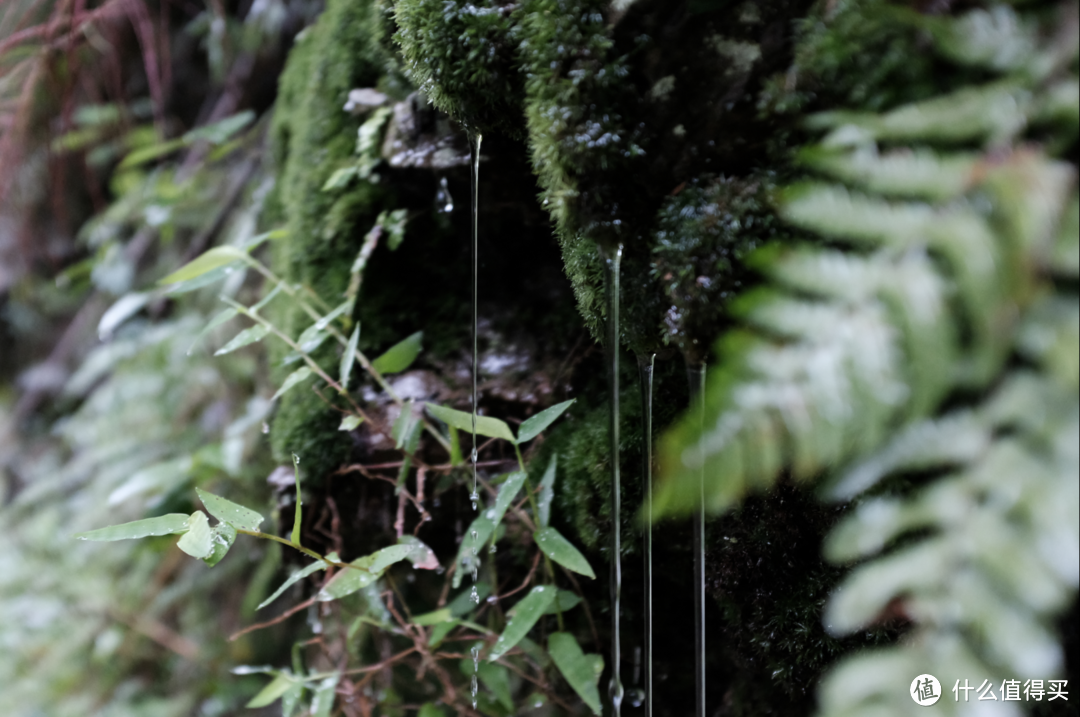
xmin=534 ymin=527 xmax=595 ymax=579
xmin=291 ymin=455 xmax=303 ymax=545
xmin=548 ymin=632 xmax=603 ymax=715
xmin=317 ymin=544 xmax=414 ymax=601
xmin=311 ymin=673 xmax=340 ymax=717
xmin=196 ymin=488 xmax=264 ymax=531
xmin=478 ymin=663 xmax=513 ymax=710
xmin=371 ymin=331 xmax=423 ymax=375
xmin=425 ymin=403 xmax=515 ymax=443
xmin=214 ymin=324 xmax=270 ymax=356
xmin=517 ymin=399 xmax=575 ymax=444
xmin=399 ymin=535 xmax=440 ymax=570
xmin=177 ymin=510 xmax=215 ymax=559
xmin=541 ymin=589 xmax=582 ymax=615
xmin=452 ymin=516 xmax=495 ymax=589
xmin=159 ymin=245 xmax=249 ymax=286
xmin=488 ymin=586 xmax=556 ymax=661
xmin=74 ymin=513 xmax=190 ymax=541
xmin=339 ymin=324 xmax=360 ymax=390
xmin=281 ymin=683 xmax=304 ymax=717
xmin=202 ymin=522 xmax=236 ymax=567
xmin=538 ymin=454 xmax=557 ymax=528
xmin=339 ymin=414 xmax=363 ymax=431
xmin=272 ymin=367 xmax=313 ymax=401
xmin=246 ymin=670 xmax=296 ymax=708
xmin=258 ymin=559 xmax=328 ymax=610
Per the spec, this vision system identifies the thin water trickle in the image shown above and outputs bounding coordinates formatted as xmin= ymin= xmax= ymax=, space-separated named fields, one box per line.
xmin=602 ymin=244 xmax=625 ymax=716
xmin=687 ymin=362 xmax=707 ymax=717
xmin=636 ymin=352 xmax=656 ymax=717
xmin=436 ymin=175 xmax=454 ymax=213
xmin=469 ymin=132 xmax=483 ymax=515
xmin=470 ymin=585 xmax=480 ymax=604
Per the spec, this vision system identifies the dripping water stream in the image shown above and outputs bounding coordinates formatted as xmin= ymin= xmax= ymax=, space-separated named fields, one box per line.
xmin=469 ymin=131 xmax=483 ymax=711
xmin=636 ymin=352 xmax=656 ymax=717
xmin=687 ymin=362 xmax=707 ymax=717
xmin=602 ymin=245 xmax=625 ymax=716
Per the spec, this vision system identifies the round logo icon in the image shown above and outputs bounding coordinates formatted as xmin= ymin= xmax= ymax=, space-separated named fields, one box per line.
xmin=910 ymin=674 xmax=942 ymax=706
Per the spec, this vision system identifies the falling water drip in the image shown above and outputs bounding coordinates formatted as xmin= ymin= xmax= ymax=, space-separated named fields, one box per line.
xmin=471 ymin=644 xmax=480 ymax=670
xmin=436 ymin=175 xmax=454 ymax=213
xmin=469 ymin=131 xmax=483 ymax=514
xmin=636 ymin=352 xmax=656 ymax=717
xmin=470 ymin=585 xmax=480 ymax=604
xmin=602 ymin=244 xmax=625 ymax=716
xmin=687 ymin=362 xmax=707 ymax=717
xmin=471 ymin=673 xmax=478 ymax=708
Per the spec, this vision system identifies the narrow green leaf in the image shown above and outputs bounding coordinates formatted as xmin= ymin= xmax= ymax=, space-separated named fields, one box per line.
xmin=118 ymin=137 xmax=186 ymax=169
xmin=452 ymin=516 xmax=495 ymax=589
xmin=340 ymin=324 xmax=360 ymax=390
xmin=74 ymin=513 xmax=190 ymax=541
xmin=534 ymin=527 xmax=595 ymax=579
xmin=177 ymin=511 xmax=215 ymax=559
xmin=316 ymin=545 xmax=413 ymax=601
xmin=478 ymin=662 xmax=513 ymax=710
xmin=371 ymin=331 xmax=423 ymax=375
xmin=490 ymin=471 xmax=529 ymax=529
xmin=488 ymin=586 xmax=557 ymax=661
xmin=322 ymin=166 xmax=358 ymax=191
xmin=202 ymin=522 xmax=236 ymax=567
xmin=98 ymin=292 xmax=151 ymax=340
xmin=246 ymin=671 xmax=295 ymax=708
xmin=418 ymin=704 xmax=448 ymax=717
xmin=183 ymin=110 xmax=255 ymax=144
xmin=392 ymin=401 xmax=421 ymax=450
xmin=196 ymin=488 xmax=264 ymax=531
xmin=399 ymin=534 xmax=440 ymax=570
xmin=448 ymin=582 xmax=491 ymax=616
xmin=158 ymin=246 xmax=248 ymax=286
xmin=311 ymin=673 xmax=340 ymax=717
xmin=541 ymin=589 xmax=583 ymax=615
xmin=538 ymin=454 xmax=557 ymax=528
xmin=548 ymin=632 xmax=603 ymax=715
xmin=517 ymin=399 xmax=575 ymax=444
xmin=258 ymin=560 xmax=328 ymax=610
xmin=448 ymin=425 xmax=463 ymax=465
xmin=214 ymin=324 xmax=270 ymax=356
xmin=281 ymin=683 xmax=304 ymax=717
xmin=339 ymin=414 xmax=363 ymax=431
xmin=425 ymin=403 xmax=516 ymax=443
xmin=428 ymin=619 xmax=459 ymax=648
xmin=164 ymin=262 xmax=241 ymax=295
xmin=412 ymin=608 xmax=452 ymax=626
xmin=291 ymin=455 xmax=303 ymax=545
xmin=272 ymin=367 xmax=313 ymax=401
xmin=187 ymin=307 xmax=238 ymax=353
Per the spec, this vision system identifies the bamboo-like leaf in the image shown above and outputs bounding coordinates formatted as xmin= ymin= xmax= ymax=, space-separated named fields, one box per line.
xmin=258 ymin=560 xmax=328 ymax=610
xmin=203 ymin=522 xmax=236 ymax=567
xmin=534 ymin=527 xmax=595 ymax=579
xmin=214 ymin=324 xmax=270 ymax=356
xmin=340 ymin=324 xmax=360 ymax=389
xmin=74 ymin=513 xmax=190 ymax=541
xmin=339 ymin=414 xmax=363 ymax=431
xmin=177 ymin=510 xmax=215 ymax=559
xmin=246 ymin=671 xmax=295 ymax=708
xmin=489 ymin=471 xmax=528 ymax=529
xmin=425 ymin=403 xmax=516 ymax=443
xmin=477 ymin=663 xmax=513 ymax=710
xmin=158 ymin=246 xmax=249 ymax=286
xmin=548 ymin=632 xmax=603 ymax=715
xmin=311 ymin=673 xmax=340 ymax=717
xmin=451 ymin=515 xmax=495 ymax=589
xmin=196 ymin=488 xmax=264 ymax=531
xmin=487 ymin=586 xmax=556 ymax=661
xmin=371 ymin=331 xmax=423 ymax=375
xmin=291 ymin=454 xmax=303 ymax=545
xmin=272 ymin=367 xmax=314 ymax=401
xmin=316 ymin=545 xmax=413 ymax=601
xmin=516 ymin=399 xmax=575 ymax=444
xmin=538 ymin=454 xmax=557 ymax=528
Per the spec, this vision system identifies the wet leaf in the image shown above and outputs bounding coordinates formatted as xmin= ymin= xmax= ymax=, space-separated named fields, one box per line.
xmin=371 ymin=331 xmax=423 ymax=374
xmin=196 ymin=488 xmax=264 ymax=531
xmin=311 ymin=673 xmax=339 ymax=717
xmin=488 ymin=586 xmax=556 ymax=661
xmin=412 ymin=608 xmax=452 ymax=626
xmin=258 ymin=560 xmax=328 ymax=610
xmin=317 ymin=545 xmax=413 ymax=601
xmin=158 ymin=246 xmax=248 ymax=286
xmin=214 ymin=324 xmax=270 ymax=356
xmin=516 ymin=399 xmax=575 ymax=444
xmin=425 ymin=403 xmax=515 ymax=443
xmin=479 ymin=662 xmax=513 ymax=710
xmin=451 ymin=516 xmax=495 ymax=589
xmin=202 ymin=522 xmax=236 ymax=567
xmin=399 ymin=535 xmax=440 ymax=570
xmin=246 ymin=671 xmax=295 ymax=708
xmin=538 ymin=454 xmax=557 ymax=528
xmin=281 ymin=683 xmax=304 ymax=717
xmin=176 ymin=510 xmax=215 ymax=559
xmin=548 ymin=632 xmax=603 ymax=715
xmin=541 ymin=589 xmax=583 ymax=615
xmin=74 ymin=513 xmax=190 ymax=541
xmin=339 ymin=414 xmax=363 ymax=431
xmin=183 ymin=110 xmax=255 ymax=144
xmin=490 ymin=471 xmax=529 ymax=529
xmin=291 ymin=455 xmax=303 ymax=545
xmin=272 ymin=367 xmax=313 ymax=401
xmin=98 ymin=292 xmax=152 ymax=340
xmin=534 ymin=527 xmax=595 ymax=579
xmin=340 ymin=324 xmax=360 ymax=389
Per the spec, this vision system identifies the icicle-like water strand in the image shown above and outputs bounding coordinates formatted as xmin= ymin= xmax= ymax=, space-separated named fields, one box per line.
xmin=687 ymin=362 xmax=707 ymax=717
xmin=636 ymin=352 xmax=656 ymax=717
xmin=469 ymin=131 xmax=483 ymax=513
xmin=603 ymin=244 xmax=625 ymax=716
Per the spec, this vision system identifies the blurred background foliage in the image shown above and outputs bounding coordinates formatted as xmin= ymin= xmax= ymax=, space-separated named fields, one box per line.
xmin=0 ymin=0 xmax=1077 ymax=716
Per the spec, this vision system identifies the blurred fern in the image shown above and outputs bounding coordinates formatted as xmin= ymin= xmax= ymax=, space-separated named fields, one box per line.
xmin=655 ymin=4 xmax=1078 ymax=714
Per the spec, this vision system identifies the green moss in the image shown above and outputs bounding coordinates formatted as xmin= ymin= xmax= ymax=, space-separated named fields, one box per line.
xmin=393 ymin=0 xmax=523 ymax=136
xmin=267 ymin=0 xmax=395 ymax=481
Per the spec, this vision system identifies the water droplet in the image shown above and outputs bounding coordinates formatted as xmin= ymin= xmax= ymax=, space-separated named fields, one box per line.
xmin=261 ymin=421 xmax=269 ymax=434
xmin=488 ymin=544 xmax=497 ymax=554
xmin=470 ymin=491 xmax=479 ymax=511
xmin=471 ymin=565 xmax=478 ymax=582
xmin=471 ymin=530 xmax=478 ymax=541
xmin=436 ymin=176 xmax=454 ymax=213
xmin=470 ymin=586 xmax=480 ymax=604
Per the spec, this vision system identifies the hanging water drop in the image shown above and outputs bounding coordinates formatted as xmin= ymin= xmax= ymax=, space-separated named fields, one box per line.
xmin=471 ymin=565 xmax=478 ymax=582
xmin=470 ymin=491 xmax=479 ymax=511
xmin=471 ymin=673 xmax=478 ymax=709
xmin=488 ymin=544 xmax=497 ymax=554
xmin=471 ymin=644 xmax=480 ymax=669
xmin=436 ymin=175 xmax=454 ymax=213
xmin=470 ymin=586 xmax=480 ymax=604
